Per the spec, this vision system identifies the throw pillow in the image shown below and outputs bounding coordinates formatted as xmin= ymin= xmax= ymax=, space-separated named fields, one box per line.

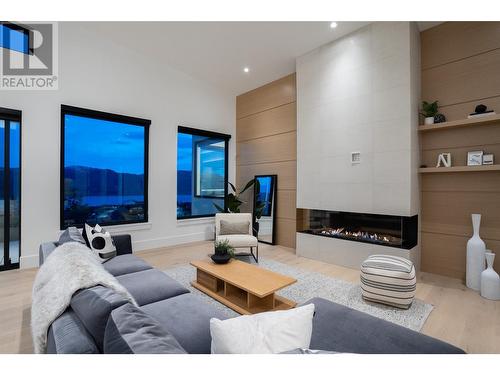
xmin=82 ymin=223 xmax=117 ymax=263
xmin=70 ymin=285 xmax=130 ymax=351
xmin=219 ymin=219 xmax=250 ymax=235
xmin=103 ymin=303 xmax=186 ymax=354
xmin=58 ymin=226 xmax=86 ymax=245
xmin=210 ymin=304 xmax=315 ymax=354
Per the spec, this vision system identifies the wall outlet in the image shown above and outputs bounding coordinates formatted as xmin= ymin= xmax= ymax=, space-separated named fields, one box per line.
xmin=351 ymin=152 xmax=361 ymax=164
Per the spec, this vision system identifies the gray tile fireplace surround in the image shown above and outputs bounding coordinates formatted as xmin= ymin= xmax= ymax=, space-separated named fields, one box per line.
xmin=297 ymin=232 xmax=419 ymax=270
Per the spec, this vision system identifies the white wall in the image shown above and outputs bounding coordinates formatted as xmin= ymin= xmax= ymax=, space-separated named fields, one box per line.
xmin=296 ymin=22 xmax=420 ymax=217
xmin=0 ymin=22 xmax=236 ymax=268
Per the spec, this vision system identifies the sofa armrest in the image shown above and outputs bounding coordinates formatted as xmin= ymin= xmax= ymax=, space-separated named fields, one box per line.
xmin=112 ymin=234 xmax=133 ymax=256
xmin=303 ymin=297 xmax=465 ymax=354
xmin=39 ymin=242 xmax=58 ymax=266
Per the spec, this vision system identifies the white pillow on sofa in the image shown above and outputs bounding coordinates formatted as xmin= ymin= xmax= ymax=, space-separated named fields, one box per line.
xmin=210 ymin=304 xmax=315 ymax=354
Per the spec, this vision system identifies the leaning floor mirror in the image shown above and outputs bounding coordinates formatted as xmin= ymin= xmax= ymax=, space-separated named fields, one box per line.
xmin=253 ymin=174 xmax=277 ymax=245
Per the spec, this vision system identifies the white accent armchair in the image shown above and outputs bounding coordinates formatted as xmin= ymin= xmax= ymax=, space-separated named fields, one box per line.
xmin=215 ymin=213 xmax=259 ymax=262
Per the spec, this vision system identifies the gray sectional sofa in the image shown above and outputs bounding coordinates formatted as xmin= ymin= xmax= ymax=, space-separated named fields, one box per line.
xmin=38 ymin=235 xmax=465 ymax=354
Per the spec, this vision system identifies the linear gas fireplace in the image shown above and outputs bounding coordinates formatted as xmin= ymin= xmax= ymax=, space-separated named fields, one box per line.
xmin=297 ymin=209 xmax=418 ymax=249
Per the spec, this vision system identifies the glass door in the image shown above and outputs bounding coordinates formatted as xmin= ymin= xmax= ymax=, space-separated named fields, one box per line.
xmin=0 ymin=108 xmax=21 ymax=271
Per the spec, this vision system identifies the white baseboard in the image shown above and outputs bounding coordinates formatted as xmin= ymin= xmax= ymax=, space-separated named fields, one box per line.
xmin=20 ymin=231 xmax=213 ymax=269
xmin=132 ymin=231 xmax=211 ymax=252
xmin=20 ymin=254 xmax=39 ymax=269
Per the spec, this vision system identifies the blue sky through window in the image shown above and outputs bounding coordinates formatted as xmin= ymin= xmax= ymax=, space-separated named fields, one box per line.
xmin=62 ymin=111 xmax=147 ymax=228
xmin=64 ymin=114 xmax=145 ymax=175
xmin=0 ymin=121 xmax=20 ymax=168
xmin=177 ymin=132 xmax=193 ymax=171
xmin=0 ymin=24 xmax=29 ymax=54
xmin=10 ymin=122 xmax=20 ymax=169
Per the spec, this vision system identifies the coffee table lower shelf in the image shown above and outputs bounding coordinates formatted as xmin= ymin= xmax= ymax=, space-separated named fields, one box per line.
xmin=191 ymin=279 xmax=296 ymax=315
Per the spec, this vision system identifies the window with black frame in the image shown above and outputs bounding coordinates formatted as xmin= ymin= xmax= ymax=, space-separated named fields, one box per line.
xmin=177 ymin=126 xmax=230 ymax=219
xmin=0 ymin=22 xmax=31 ymax=54
xmin=0 ymin=107 xmax=21 ymax=271
xmin=61 ymin=105 xmax=150 ymax=229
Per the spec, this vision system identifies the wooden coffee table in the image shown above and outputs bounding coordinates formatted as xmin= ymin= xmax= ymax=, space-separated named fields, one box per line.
xmin=190 ymin=259 xmax=297 ymax=315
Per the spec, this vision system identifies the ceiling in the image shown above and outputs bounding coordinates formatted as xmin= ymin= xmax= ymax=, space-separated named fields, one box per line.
xmin=82 ymin=22 xmax=441 ymax=96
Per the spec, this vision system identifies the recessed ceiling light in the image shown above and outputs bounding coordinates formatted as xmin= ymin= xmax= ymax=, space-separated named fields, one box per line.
xmin=243 ymin=67 xmax=250 ymax=73
xmin=330 ymin=22 xmax=338 ymax=29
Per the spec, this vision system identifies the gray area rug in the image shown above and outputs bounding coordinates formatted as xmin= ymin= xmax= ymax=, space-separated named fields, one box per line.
xmin=164 ymin=258 xmax=433 ymax=332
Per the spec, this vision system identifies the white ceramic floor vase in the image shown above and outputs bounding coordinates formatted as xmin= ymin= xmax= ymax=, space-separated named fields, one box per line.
xmin=481 ymin=252 xmax=500 ymax=300
xmin=466 ymin=213 xmax=486 ymax=291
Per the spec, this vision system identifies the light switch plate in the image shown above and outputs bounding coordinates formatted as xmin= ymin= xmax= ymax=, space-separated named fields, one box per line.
xmin=351 ymin=152 xmax=361 ymax=164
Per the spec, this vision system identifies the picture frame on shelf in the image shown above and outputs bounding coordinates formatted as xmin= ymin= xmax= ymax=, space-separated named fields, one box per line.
xmin=467 ymin=151 xmax=483 ymax=166
xmin=482 ymin=154 xmax=494 ymax=165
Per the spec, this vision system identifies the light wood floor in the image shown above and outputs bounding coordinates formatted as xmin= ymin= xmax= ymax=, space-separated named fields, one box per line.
xmin=1 ymin=241 xmax=499 ymax=354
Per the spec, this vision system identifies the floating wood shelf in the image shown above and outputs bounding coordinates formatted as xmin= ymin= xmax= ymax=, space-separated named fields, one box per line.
xmin=419 ymin=165 xmax=500 ymax=173
xmin=418 ymin=114 xmax=500 ymax=132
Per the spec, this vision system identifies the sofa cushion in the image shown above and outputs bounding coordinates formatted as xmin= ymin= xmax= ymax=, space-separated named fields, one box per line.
xmin=103 ymin=254 xmax=152 ymax=276
xmin=39 ymin=242 xmax=58 ymax=266
xmin=141 ymin=293 xmax=228 ymax=354
xmin=116 ymin=269 xmax=189 ymax=306
xmin=103 ymin=303 xmax=186 ymax=354
xmin=70 ymin=286 xmax=130 ymax=351
xmin=111 ymin=234 xmax=133 ymax=256
xmin=304 ymin=297 xmax=465 ymax=354
xmin=210 ymin=304 xmax=315 ymax=354
xmin=217 ymin=234 xmax=258 ymax=248
xmin=46 ymin=308 xmax=99 ymax=354
xmin=58 ymin=227 xmax=86 ymax=246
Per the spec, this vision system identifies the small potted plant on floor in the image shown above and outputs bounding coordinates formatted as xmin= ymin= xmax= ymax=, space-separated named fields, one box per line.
xmin=421 ymin=100 xmax=439 ymax=125
xmin=211 ymin=239 xmax=235 ymax=264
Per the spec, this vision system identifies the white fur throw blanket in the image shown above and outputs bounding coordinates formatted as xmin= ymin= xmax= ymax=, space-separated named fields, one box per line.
xmin=31 ymin=242 xmax=137 ymax=353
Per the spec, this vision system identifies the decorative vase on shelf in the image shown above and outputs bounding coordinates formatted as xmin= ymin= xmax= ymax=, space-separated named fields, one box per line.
xmin=481 ymin=252 xmax=500 ymax=300
xmin=424 ymin=116 xmax=434 ymax=125
xmin=466 ymin=213 xmax=486 ymax=291
xmin=434 ymin=113 xmax=446 ymax=123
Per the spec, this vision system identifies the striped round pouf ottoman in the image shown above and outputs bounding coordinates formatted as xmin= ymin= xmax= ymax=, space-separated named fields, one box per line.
xmin=360 ymin=254 xmax=416 ymax=309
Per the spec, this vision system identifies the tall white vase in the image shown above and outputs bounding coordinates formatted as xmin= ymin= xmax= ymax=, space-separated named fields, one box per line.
xmin=466 ymin=214 xmax=486 ymax=291
xmin=481 ymin=252 xmax=500 ymax=300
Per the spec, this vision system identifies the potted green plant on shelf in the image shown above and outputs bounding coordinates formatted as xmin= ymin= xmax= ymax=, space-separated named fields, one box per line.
xmin=421 ymin=100 xmax=439 ymax=125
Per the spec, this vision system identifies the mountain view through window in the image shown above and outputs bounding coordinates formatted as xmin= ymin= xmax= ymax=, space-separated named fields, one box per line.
xmin=62 ymin=108 xmax=149 ymax=228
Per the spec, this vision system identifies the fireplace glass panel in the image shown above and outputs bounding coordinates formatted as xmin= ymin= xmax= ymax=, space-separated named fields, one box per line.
xmin=297 ymin=209 xmax=417 ymax=249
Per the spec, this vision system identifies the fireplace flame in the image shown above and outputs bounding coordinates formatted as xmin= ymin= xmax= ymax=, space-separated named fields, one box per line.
xmin=317 ymin=227 xmax=400 ymax=245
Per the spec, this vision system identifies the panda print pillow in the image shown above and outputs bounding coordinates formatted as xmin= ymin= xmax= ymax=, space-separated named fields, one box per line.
xmin=82 ymin=223 xmax=117 ymax=263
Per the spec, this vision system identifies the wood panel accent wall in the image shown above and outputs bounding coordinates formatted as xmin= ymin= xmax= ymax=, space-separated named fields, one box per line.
xmin=421 ymin=22 xmax=500 ymax=279
xmin=236 ymin=74 xmax=297 ymax=249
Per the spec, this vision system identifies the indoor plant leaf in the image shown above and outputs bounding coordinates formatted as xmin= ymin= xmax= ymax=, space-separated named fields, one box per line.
xmin=239 ymin=179 xmax=255 ymax=194
xmin=213 ymin=202 xmax=225 ymax=212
